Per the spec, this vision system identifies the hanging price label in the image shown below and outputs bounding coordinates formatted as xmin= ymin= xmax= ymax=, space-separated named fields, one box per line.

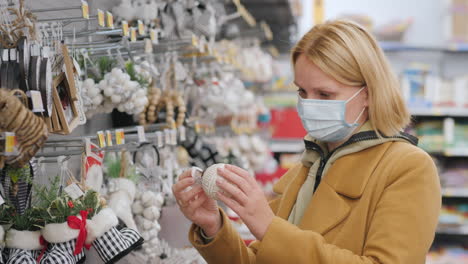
xmin=164 ymin=129 xmax=171 ymax=146
xmin=150 ymin=29 xmax=158 ymax=44
xmin=116 ymin=129 xmax=125 ymax=145
xmin=144 ymin=38 xmax=153 ymax=54
xmin=155 ymin=131 xmax=164 ymax=148
xmin=97 ymin=9 xmax=105 ymax=27
xmin=191 ymin=34 xmax=199 ymax=48
xmin=122 ymin=21 xmax=129 ymax=37
xmin=81 ymin=0 xmax=89 ymax=19
xmin=85 ymin=138 xmax=92 ymax=156
xmin=4 ymin=132 xmax=16 ymax=155
xmin=130 ymin=28 xmax=137 ymax=42
xmin=97 ymin=131 xmax=106 ymax=148
xmin=106 ymin=130 xmax=113 ymax=146
xmin=64 ymin=183 xmax=84 ymax=200
xmin=171 ymin=129 xmax=177 ymax=145
xmin=199 ymin=36 xmax=206 ymax=53
xmin=179 ymin=126 xmax=186 ymax=142
xmin=137 ymin=126 xmax=146 ymax=143
xmin=27 ymin=90 xmax=45 ymax=113
xmin=194 ymin=121 xmax=201 ymax=134
xmin=106 ymin=11 xmax=114 ymax=29
xmin=138 ymin=20 xmax=145 ymax=35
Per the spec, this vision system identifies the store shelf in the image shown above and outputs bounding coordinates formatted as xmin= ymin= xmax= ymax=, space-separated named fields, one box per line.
xmin=380 ymin=41 xmax=468 ymax=52
xmin=443 ymin=148 xmax=468 ymax=157
xmin=410 ymin=107 xmax=468 ymax=117
xmin=441 ymin=188 xmax=468 ymax=198
xmin=270 ymin=139 xmax=304 ymax=153
xmin=436 ymin=227 xmax=468 ymax=236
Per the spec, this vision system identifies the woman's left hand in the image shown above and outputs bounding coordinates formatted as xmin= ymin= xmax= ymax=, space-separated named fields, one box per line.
xmin=216 ymin=164 xmax=275 ymax=241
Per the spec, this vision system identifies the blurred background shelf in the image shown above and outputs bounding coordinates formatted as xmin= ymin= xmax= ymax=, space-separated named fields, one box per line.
xmin=442 ymin=188 xmax=468 ymax=198
xmin=410 ymin=108 xmax=468 ymax=117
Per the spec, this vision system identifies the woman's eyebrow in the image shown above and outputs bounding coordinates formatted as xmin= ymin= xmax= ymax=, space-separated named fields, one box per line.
xmin=294 ymin=82 xmax=336 ymax=92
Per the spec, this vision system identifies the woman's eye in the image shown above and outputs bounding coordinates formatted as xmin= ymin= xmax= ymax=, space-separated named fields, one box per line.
xmin=319 ymin=92 xmax=330 ymax=98
xmin=297 ymin=89 xmax=306 ymax=97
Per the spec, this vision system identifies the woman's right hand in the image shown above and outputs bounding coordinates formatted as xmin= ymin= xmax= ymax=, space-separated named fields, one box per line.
xmin=172 ymin=168 xmax=222 ymax=237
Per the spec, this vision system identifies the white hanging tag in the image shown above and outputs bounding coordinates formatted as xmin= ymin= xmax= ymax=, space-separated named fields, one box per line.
xmin=144 ymin=38 xmax=153 ymax=54
xmin=164 ymin=129 xmax=171 ymax=146
xmin=42 ymin=46 xmax=50 ymax=58
xmin=156 ymin=131 xmax=164 ymax=148
xmin=2 ymin=50 xmax=8 ymax=61
xmin=9 ymin=49 xmax=17 ymax=61
xmin=85 ymin=138 xmax=92 ymax=156
xmin=174 ymin=61 xmax=187 ymax=81
xmin=137 ymin=126 xmax=146 ymax=143
xmin=150 ymin=29 xmax=159 ymax=44
xmin=0 ymin=195 xmax=4 ymax=206
xmin=64 ymin=183 xmax=84 ymax=200
xmin=27 ymin=90 xmax=45 ymax=113
xmin=170 ymin=129 xmax=177 ymax=145
xmin=179 ymin=126 xmax=186 ymax=142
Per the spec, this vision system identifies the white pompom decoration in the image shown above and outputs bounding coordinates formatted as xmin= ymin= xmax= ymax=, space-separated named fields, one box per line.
xmin=143 ymin=206 xmax=160 ymax=220
xmin=132 ymin=201 xmax=144 ymax=215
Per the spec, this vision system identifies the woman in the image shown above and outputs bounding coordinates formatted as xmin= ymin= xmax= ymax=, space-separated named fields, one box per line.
xmin=173 ymin=20 xmax=441 ymax=263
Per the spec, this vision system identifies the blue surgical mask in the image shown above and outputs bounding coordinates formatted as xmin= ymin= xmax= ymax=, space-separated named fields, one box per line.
xmin=297 ymin=87 xmax=366 ymax=142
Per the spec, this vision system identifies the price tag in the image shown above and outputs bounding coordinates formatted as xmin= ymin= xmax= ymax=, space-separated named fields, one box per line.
xmin=194 ymin=121 xmax=201 ymax=134
xmin=106 ymin=11 xmax=114 ymax=29
xmin=106 ymin=130 xmax=113 ymax=146
xmin=2 ymin=49 xmax=8 ymax=61
xmin=97 ymin=9 xmax=105 ymax=27
xmin=27 ymin=90 xmax=45 ymax=113
xmin=4 ymin=132 xmax=17 ymax=155
xmin=97 ymin=131 xmax=106 ymax=148
xmin=0 ymin=195 xmax=4 ymax=206
xmin=199 ymin=36 xmax=206 ymax=53
xmin=81 ymin=1 xmax=89 ymax=19
xmin=138 ymin=20 xmax=145 ymax=35
xmin=179 ymin=126 xmax=186 ymax=142
xmin=155 ymin=131 xmax=164 ymax=148
xmin=171 ymin=129 xmax=177 ymax=145
xmin=137 ymin=126 xmax=146 ymax=143
xmin=85 ymin=138 xmax=92 ymax=156
xmin=116 ymin=129 xmax=125 ymax=145
xmin=122 ymin=21 xmax=129 ymax=37
xmin=164 ymin=129 xmax=171 ymax=146
xmin=150 ymin=29 xmax=158 ymax=44
xmin=130 ymin=28 xmax=137 ymax=42
xmin=64 ymin=183 xmax=84 ymax=200
xmin=144 ymin=38 xmax=153 ymax=54
xmin=191 ymin=34 xmax=198 ymax=48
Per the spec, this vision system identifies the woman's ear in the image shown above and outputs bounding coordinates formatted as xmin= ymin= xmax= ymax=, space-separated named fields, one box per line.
xmin=363 ymin=86 xmax=369 ymax=107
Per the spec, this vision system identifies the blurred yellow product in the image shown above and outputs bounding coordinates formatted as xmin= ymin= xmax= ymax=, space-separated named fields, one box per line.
xmin=314 ymin=0 xmax=325 ymax=24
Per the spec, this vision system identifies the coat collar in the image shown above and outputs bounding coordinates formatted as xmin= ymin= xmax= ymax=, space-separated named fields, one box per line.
xmin=273 ymin=141 xmax=394 ymax=235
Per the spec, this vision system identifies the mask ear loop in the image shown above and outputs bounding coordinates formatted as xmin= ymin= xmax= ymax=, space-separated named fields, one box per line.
xmin=344 ymin=86 xmax=367 ymax=126
xmin=345 ymin=86 xmax=366 ymax=103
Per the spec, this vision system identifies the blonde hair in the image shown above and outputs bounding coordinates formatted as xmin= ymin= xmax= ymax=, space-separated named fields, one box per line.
xmin=292 ymin=20 xmax=410 ymax=136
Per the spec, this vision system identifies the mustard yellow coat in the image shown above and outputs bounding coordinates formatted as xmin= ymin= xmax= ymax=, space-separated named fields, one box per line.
xmin=189 ymin=141 xmax=441 ymax=264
